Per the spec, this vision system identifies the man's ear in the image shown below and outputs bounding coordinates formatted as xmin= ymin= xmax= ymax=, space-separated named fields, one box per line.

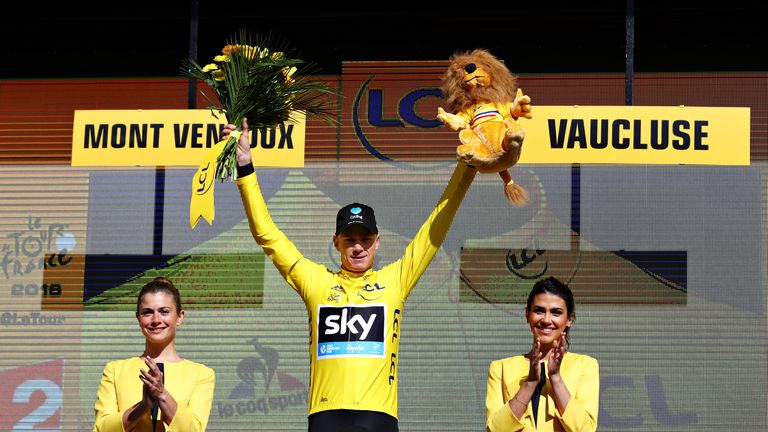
xmin=332 ymin=234 xmax=340 ymax=251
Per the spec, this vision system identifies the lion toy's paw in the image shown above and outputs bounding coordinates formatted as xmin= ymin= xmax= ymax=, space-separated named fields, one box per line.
xmin=512 ymin=88 xmax=533 ymax=120
xmin=437 ymin=107 xmax=467 ymax=130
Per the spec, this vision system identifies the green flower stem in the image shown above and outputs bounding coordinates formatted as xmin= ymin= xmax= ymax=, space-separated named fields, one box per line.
xmin=215 ymin=135 xmax=239 ymax=182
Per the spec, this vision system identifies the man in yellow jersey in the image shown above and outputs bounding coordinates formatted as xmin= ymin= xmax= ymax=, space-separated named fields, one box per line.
xmin=224 ymin=118 xmax=476 ymax=432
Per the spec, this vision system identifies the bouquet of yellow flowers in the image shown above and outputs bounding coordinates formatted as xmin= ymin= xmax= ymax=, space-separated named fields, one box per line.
xmin=182 ymin=30 xmax=335 ymax=182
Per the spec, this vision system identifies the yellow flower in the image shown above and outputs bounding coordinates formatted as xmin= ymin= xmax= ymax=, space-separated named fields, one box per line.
xmin=240 ymin=45 xmax=257 ymax=60
xmin=202 ymin=63 xmax=219 ymax=73
xmin=213 ymin=70 xmax=225 ymax=82
xmin=282 ymin=66 xmax=297 ymax=83
xmin=221 ymin=44 xmax=270 ymax=61
xmin=271 ymin=51 xmax=285 ymax=60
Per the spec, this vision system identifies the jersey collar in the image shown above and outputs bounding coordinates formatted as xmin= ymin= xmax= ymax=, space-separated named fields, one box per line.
xmin=338 ymin=267 xmax=375 ymax=280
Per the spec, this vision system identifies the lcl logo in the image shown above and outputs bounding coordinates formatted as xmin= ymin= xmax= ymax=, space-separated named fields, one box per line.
xmin=352 ymin=76 xmax=444 ymax=163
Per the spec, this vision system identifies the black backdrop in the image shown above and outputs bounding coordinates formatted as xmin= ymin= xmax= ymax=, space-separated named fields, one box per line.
xmin=1 ymin=1 xmax=766 ymax=80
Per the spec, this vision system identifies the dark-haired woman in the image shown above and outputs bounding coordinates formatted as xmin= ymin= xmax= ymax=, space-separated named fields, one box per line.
xmin=486 ymin=276 xmax=599 ymax=431
xmin=94 ymin=277 xmax=215 ymax=431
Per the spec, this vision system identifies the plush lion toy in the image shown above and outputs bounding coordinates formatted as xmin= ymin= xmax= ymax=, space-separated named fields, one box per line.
xmin=437 ymin=48 xmax=533 ymax=206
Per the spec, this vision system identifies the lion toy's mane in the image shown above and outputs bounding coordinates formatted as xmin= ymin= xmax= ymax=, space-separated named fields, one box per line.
xmin=441 ymin=49 xmax=519 ymax=115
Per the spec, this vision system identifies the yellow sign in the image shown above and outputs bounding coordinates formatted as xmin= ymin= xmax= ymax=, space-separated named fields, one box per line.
xmin=519 ymin=106 xmax=750 ymax=165
xmin=71 ymin=109 xmax=306 ymax=167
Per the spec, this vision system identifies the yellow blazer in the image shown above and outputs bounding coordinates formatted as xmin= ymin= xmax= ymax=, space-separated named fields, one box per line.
xmin=486 ymin=352 xmax=599 ymax=432
xmin=94 ymin=357 xmax=215 ymax=432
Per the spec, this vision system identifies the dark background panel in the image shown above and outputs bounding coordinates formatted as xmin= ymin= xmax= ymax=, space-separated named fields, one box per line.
xmin=1 ymin=2 xmax=765 ymax=80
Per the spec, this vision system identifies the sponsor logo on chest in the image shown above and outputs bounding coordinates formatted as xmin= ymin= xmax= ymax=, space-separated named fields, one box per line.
xmin=317 ymin=304 xmax=385 ymax=359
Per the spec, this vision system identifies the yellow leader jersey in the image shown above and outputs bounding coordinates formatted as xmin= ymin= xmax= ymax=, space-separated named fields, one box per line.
xmin=237 ymin=163 xmax=475 ymax=419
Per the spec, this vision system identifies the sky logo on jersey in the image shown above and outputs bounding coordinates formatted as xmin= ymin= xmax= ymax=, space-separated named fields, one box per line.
xmin=317 ymin=304 xmax=385 ymax=359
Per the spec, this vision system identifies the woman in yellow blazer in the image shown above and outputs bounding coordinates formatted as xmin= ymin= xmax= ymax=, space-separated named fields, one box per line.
xmin=93 ymin=277 xmax=215 ymax=431
xmin=486 ymin=277 xmax=598 ymax=431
